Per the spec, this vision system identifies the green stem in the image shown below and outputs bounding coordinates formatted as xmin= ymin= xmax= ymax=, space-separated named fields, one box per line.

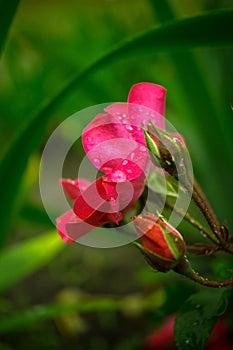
xmin=186 ymin=244 xmax=220 ymax=256
xmin=165 ymin=200 xmax=219 ymax=245
xmin=192 ymin=179 xmax=221 ymax=238
xmin=174 ymin=256 xmax=233 ymax=288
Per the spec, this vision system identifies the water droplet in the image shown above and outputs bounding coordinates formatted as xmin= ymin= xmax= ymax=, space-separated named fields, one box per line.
xmin=125 ymin=125 xmax=133 ymax=131
xmin=195 ymin=304 xmax=200 ymax=309
xmin=111 ymin=170 xmax=127 ymax=182
xmin=102 ymin=166 xmax=112 ymax=173
xmin=93 ymin=158 xmax=100 ymax=166
xmin=140 ymin=145 xmax=146 ymax=152
xmin=179 ymin=159 xmax=184 ymax=167
xmin=87 ymin=136 xmax=92 ymax=142
xmin=185 ymin=340 xmax=190 ymax=344
xmin=118 ymin=116 xmax=122 ymax=120
xmin=122 ymin=113 xmax=127 ymax=118
xmin=122 ymin=160 xmax=128 ymax=166
xmin=130 ymin=153 xmax=135 ymax=160
xmin=126 ymin=169 xmax=132 ymax=173
xmin=193 ymin=321 xmax=198 ymax=326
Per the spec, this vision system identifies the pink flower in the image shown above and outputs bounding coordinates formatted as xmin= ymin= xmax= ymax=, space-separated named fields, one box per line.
xmin=56 ymin=83 xmax=166 ymax=242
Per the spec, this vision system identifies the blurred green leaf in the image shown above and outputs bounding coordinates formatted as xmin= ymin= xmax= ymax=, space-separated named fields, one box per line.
xmin=174 ymin=288 xmax=231 ymax=350
xmin=0 ymin=231 xmax=64 ymax=293
xmin=0 ymin=9 xmax=232 ymax=247
xmin=150 ymin=0 xmax=233 ymax=223
xmin=19 ymin=203 xmax=53 ymax=226
xmin=0 ymin=289 xmax=166 ymax=334
xmin=0 ymin=0 xmax=20 ymax=55
xmin=0 ymin=298 xmax=119 ymax=334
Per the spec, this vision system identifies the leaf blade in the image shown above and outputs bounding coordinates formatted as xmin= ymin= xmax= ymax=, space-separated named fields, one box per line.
xmin=0 ymin=299 xmax=120 ymax=334
xmin=0 ymin=231 xmax=64 ymax=293
xmin=0 ymin=0 xmax=20 ymax=55
xmin=174 ymin=288 xmax=231 ymax=350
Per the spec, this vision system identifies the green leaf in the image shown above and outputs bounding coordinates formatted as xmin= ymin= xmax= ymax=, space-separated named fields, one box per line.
xmin=0 ymin=289 xmax=165 ymax=333
xmin=0 ymin=299 xmax=120 ymax=334
xmin=0 ymin=0 xmax=20 ymax=55
xmin=149 ymin=0 xmax=233 ymax=225
xmin=0 ymin=231 xmax=64 ymax=293
xmin=147 ymin=172 xmax=178 ymax=197
xmin=0 ymin=9 xmax=232 ymax=247
xmin=174 ymin=288 xmax=231 ymax=350
xmin=19 ymin=203 xmax=53 ymax=226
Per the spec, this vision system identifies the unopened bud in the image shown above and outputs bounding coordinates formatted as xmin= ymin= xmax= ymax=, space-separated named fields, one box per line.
xmin=145 ymin=122 xmax=187 ymax=181
xmin=134 ymin=213 xmax=186 ymax=272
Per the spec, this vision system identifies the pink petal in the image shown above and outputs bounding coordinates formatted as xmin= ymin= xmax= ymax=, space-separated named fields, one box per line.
xmin=73 ymin=177 xmax=108 ymax=221
xmin=103 ymin=171 xmax=146 ymax=212
xmin=56 ymin=210 xmax=80 ymax=243
xmin=83 ymin=116 xmax=147 ymax=179
xmin=56 ymin=209 xmax=103 ymax=242
xmin=128 ymin=82 xmax=166 ymax=129
xmin=73 ymin=177 xmax=122 ymax=225
xmin=61 ymin=178 xmax=90 ymax=200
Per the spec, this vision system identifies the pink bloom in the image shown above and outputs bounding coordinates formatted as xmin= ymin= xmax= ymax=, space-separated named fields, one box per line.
xmin=56 ymin=83 xmax=166 ymax=242
xmin=61 ymin=178 xmax=90 ymax=200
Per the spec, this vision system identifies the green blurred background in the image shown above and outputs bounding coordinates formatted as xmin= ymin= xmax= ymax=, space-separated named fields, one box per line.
xmin=0 ymin=0 xmax=232 ymax=349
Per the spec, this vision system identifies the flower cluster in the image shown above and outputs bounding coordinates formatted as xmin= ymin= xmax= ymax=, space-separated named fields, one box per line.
xmin=55 ymin=82 xmax=233 ymax=290
xmin=56 ymin=82 xmax=166 ymax=242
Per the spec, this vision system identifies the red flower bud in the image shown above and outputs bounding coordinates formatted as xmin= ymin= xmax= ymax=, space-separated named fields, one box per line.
xmin=134 ymin=213 xmax=186 ymax=272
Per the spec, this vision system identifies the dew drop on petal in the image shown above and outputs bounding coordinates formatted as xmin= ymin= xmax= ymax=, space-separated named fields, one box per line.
xmin=139 ymin=145 xmax=146 ymax=152
xmin=111 ymin=170 xmax=127 ymax=182
xmin=125 ymin=125 xmax=133 ymax=131
xmin=93 ymin=158 xmax=100 ymax=166
xmin=122 ymin=160 xmax=128 ymax=166
xmin=130 ymin=153 xmax=135 ymax=160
